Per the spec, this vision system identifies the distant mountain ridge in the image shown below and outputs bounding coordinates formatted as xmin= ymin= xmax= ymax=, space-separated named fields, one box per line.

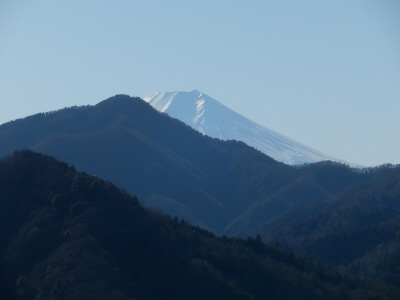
xmin=0 ymin=95 xmax=366 ymax=234
xmin=144 ymin=90 xmax=346 ymax=165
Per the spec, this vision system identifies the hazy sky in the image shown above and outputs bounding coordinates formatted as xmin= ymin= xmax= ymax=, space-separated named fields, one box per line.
xmin=1 ymin=1 xmax=399 ymax=166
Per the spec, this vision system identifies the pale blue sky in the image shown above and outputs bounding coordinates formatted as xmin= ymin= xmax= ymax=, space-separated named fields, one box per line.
xmin=1 ymin=1 xmax=399 ymax=166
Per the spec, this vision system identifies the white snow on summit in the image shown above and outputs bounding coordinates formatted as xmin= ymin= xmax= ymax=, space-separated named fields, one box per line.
xmin=144 ymin=90 xmax=350 ymax=165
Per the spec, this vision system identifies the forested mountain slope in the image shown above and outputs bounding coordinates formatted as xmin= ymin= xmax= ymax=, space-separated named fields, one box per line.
xmin=2 ymin=150 xmax=396 ymax=299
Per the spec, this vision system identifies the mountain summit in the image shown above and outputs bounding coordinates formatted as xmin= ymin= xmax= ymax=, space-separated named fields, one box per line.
xmin=144 ymin=90 xmax=339 ymax=165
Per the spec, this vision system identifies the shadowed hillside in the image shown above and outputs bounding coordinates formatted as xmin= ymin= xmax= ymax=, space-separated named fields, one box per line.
xmin=2 ymin=150 xmax=398 ymax=299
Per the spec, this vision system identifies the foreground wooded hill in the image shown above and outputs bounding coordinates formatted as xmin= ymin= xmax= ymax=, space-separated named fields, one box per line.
xmin=0 ymin=150 xmax=398 ymax=300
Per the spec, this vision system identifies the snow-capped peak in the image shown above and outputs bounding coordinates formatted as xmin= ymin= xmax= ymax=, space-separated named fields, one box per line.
xmin=144 ymin=90 xmax=352 ymax=166
xmin=144 ymin=91 xmax=178 ymax=112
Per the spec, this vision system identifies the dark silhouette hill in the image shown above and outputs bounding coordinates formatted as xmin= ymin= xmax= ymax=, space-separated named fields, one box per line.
xmin=2 ymin=150 xmax=397 ymax=299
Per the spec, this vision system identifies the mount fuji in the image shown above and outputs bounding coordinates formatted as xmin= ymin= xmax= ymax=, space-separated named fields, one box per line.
xmin=144 ymin=90 xmax=344 ymax=165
